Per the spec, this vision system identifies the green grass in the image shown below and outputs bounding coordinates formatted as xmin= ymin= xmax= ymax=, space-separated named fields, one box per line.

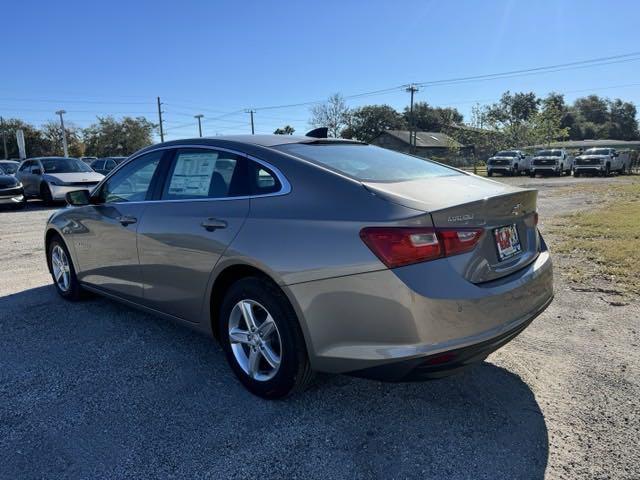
xmin=549 ymin=182 xmax=640 ymax=295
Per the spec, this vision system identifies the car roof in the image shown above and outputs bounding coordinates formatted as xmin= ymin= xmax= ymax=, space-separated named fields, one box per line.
xmin=0 ymin=159 xmax=20 ymax=164
xmin=160 ymin=134 xmax=362 ymax=148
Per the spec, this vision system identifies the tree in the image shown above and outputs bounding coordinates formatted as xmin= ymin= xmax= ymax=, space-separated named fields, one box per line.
xmin=607 ymin=99 xmax=639 ymax=140
xmin=341 ymin=104 xmax=406 ymax=142
xmin=485 ymin=91 xmax=539 ymax=146
xmin=403 ymin=102 xmax=463 ymax=132
xmin=0 ymin=118 xmax=50 ymax=158
xmin=273 ymin=125 xmax=295 ymax=135
xmin=573 ymin=95 xmax=609 ymax=124
xmin=41 ymin=121 xmax=84 ymax=157
xmin=309 ymin=93 xmax=351 ymax=138
xmin=532 ymin=96 xmax=570 ymax=146
xmin=83 ymin=116 xmax=155 ymax=157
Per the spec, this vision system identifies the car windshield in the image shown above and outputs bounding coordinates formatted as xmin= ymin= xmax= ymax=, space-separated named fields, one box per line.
xmin=584 ymin=149 xmax=611 ymax=155
xmin=41 ymin=158 xmax=93 ymax=173
xmin=536 ymin=150 xmax=561 ymax=157
xmin=0 ymin=163 xmax=18 ymax=174
xmin=275 ymin=143 xmax=459 ymax=182
xmin=495 ymin=151 xmax=518 ymax=157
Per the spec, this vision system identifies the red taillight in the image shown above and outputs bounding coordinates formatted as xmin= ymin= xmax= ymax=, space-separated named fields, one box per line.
xmin=438 ymin=228 xmax=484 ymax=256
xmin=360 ymin=227 xmax=483 ymax=269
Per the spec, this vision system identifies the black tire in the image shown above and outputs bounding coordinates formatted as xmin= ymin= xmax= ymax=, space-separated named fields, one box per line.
xmin=487 ymin=170 xmax=493 ymax=177
xmin=47 ymin=235 xmax=85 ymax=301
xmin=40 ymin=182 xmax=54 ymax=205
xmin=573 ymin=171 xmax=580 ymax=177
xmin=219 ymin=276 xmax=313 ymax=399
xmin=530 ymin=171 xmax=535 ymax=178
xmin=513 ymin=164 xmax=519 ymax=176
xmin=604 ymin=164 xmax=611 ymax=177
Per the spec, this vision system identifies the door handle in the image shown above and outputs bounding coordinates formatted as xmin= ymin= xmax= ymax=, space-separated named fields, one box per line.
xmin=201 ymin=218 xmax=227 ymax=231
xmin=117 ymin=215 xmax=137 ymax=226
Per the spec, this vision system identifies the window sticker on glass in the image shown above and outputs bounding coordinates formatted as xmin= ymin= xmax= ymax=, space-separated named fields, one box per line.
xmin=168 ymin=152 xmax=218 ymax=197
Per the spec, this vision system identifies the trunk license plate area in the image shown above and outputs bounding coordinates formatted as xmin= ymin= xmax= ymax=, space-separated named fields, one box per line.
xmin=494 ymin=224 xmax=522 ymax=261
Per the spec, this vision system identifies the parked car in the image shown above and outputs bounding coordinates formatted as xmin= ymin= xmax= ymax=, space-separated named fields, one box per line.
xmin=90 ymin=157 xmax=127 ymax=175
xmin=16 ymin=157 xmax=104 ymax=204
xmin=487 ymin=150 xmax=530 ymax=176
xmin=45 ymin=135 xmax=554 ymax=399
xmin=574 ymin=148 xmax=630 ymax=176
xmin=0 ymin=160 xmax=21 ymax=176
xmin=530 ymin=149 xmax=573 ymax=177
xmin=0 ymin=165 xmax=26 ymax=209
xmin=80 ymin=156 xmax=98 ymax=164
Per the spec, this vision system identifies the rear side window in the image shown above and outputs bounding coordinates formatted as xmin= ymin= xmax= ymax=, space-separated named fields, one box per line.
xmin=162 ymin=149 xmax=247 ymax=200
xmin=276 ymin=143 xmax=459 ymax=182
xmin=248 ymin=161 xmax=281 ymax=195
xmin=92 ymin=160 xmax=105 ymax=170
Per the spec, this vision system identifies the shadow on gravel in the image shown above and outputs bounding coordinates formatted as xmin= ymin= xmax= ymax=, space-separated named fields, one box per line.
xmin=0 ymin=286 xmax=548 ymax=479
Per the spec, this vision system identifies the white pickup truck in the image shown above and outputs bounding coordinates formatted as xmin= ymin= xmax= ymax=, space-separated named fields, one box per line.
xmin=486 ymin=150 xmax=530 ymax=177
xmin=573 ymin=148 xmax=631 ymax=176
xmin=530 ymin=149 xmax=574 ymax=177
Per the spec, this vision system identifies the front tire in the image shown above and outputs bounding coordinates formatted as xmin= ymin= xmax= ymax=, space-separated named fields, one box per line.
xmin=40 ymin=182 xmax=54 ymax=205
xmin=219 ymin=277 xmax=313 ymax=399
xmin=48 ymin=235 xmax=84 ymax=301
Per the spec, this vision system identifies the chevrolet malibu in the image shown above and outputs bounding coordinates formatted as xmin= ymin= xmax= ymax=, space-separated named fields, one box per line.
xmin=44 ymin=135 xmax=554 ymax=398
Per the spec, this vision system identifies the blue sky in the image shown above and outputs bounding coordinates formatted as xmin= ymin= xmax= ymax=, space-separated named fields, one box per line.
xmin=2 ymin=0 xmax=640 ymax=140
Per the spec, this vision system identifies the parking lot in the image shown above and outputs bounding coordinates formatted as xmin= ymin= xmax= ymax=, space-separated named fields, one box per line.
xmin=1 ymin=175 xmax=638 ymax=479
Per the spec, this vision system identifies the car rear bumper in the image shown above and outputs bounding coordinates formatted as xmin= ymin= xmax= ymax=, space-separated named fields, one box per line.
xmin=286 ymin=238 xmax=553 ymax=377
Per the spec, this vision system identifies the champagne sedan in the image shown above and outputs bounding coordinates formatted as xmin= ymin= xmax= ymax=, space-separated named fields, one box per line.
xmin=44 ymin=135 xmax=553 ymax=398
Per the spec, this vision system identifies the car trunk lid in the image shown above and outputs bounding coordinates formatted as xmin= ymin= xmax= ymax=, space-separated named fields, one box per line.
xmin=363 ymin=174 xmax=540 ymax=283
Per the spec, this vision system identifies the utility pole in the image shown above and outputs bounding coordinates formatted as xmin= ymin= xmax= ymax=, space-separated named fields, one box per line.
xmin=55 ymin=110 xmax=68 ymax=157
xmin=405 ymin=84 xmax=419 ymax=153
xmin=1 ymin=117 xmax=7 ymax=159
xmin=157 ymin=96 xmax=165 ymax=142
xmin=194 ymin=114 xmax=204 ymax=137
xmin=246 ymin=109 xmax=255 ymax=134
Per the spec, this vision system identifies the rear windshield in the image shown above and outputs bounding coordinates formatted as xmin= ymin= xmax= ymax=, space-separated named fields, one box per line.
xmin=276 ymin=143 xmax=459 ymax=182
xmin=0 ymin=163 xmax=18 ymax=174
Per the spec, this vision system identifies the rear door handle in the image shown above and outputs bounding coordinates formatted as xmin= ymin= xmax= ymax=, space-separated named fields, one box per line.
xmin=117 ymin=215 xmax=137 ymax=226
xmin=201 ymin=218 xmax=227 ymax=231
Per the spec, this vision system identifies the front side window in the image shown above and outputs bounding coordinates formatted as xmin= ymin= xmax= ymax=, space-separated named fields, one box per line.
xmin=98 ymin=151 xmax=163 ymax=203
xmin=162 ymin=149 xmax=246 ymax=200
xmin=276 ymin=143 xmax=459 ymax=182
xmin=19 ymin=161 xmax=33 ymax=172
xmin=105 ymin=160 xmax=116 ymax=170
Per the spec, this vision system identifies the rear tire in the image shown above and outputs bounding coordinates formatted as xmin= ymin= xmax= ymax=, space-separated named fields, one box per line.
xmin=219 ymin=277 xmax=313 ymax=399
xmin=487 ymin=170 xmax=493 ymax=177
xmin=47 ymin=235 xmax=85 ymax=301
xmin=530 ymin=171 xmax=535 ymax=178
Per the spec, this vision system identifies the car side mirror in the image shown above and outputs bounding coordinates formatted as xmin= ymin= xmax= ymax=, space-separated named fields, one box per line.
xmin=32 ymin=168 xmax=42 ymax=175
xmin=65 ymin=189 xmax=91 ymax=206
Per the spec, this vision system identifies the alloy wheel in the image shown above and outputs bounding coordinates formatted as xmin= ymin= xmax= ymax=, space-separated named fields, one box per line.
xmin=228 ymin=299 xmax=282 ymax=381
xmin=51 ymin=245 xmax=71 ymax=292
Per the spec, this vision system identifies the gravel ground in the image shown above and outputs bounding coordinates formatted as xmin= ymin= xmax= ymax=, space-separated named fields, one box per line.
xmin=1 ymin=176 xmax=638 ymax=479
